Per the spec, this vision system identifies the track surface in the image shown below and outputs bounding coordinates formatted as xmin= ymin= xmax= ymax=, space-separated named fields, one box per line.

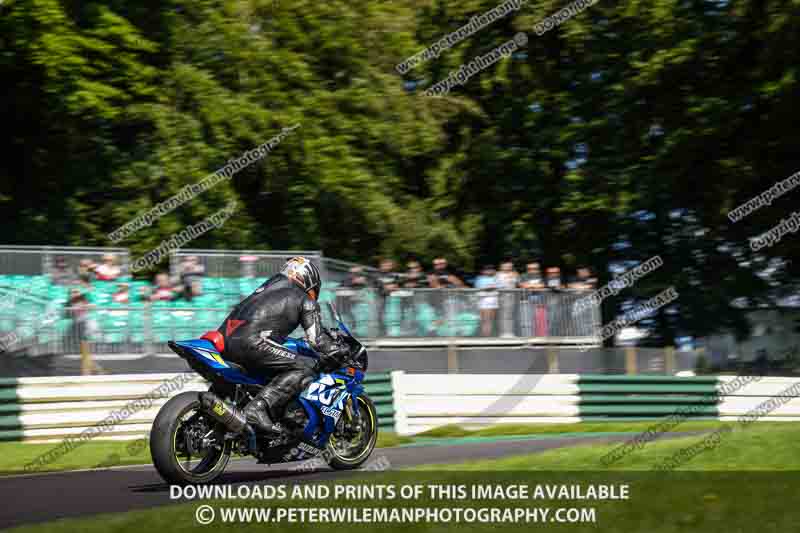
xmin=0 ymin=432 xmax=686 ymax=530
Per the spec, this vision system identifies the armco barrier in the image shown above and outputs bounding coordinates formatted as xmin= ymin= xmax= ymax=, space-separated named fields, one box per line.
xmin=390 ymin=372 xmax=800 ymax=435
xmin=0 ymin=372 xmax=396 ymax=442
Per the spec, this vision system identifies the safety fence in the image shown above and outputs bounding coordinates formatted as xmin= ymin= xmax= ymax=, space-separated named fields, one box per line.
xmin=390 ymin=372 xmax=800 ymax=435
xmin=169 ymin=249 xmax=325 ymax=295
xmin=0 ymin=245 xmax=130 ymax=277
xmin=0 ymin=372 xmax=395 ymax=442
xmin=0 ymin=289 xmax=600 ymax=359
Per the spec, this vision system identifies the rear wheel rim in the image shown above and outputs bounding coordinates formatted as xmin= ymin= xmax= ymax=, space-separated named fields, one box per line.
xmin=171 ymin=402 xmax=229 ymax=477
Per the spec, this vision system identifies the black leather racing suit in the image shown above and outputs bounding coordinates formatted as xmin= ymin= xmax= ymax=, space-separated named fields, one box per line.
xmin=217 ymin=274 xmax=345 ymax=422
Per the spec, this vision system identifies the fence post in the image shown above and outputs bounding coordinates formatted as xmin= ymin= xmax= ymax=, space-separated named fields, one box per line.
xmin=390 ymin=371 xmax=409 ymax=435
xmin=665 ymin=346 xmax=675 ymax=375
xmin=547 ymin=347 xmax=559 ymax=373
xmin=447 ymin=342 xmax=459 ymax=373
xmin=625 ymin=346 xmax=637 ymax=375
xmin=144 ymin=301 xmax=153 ymax=356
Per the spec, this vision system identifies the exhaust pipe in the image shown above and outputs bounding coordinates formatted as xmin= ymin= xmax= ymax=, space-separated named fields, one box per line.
xmin=200 ymin=392 xmax=250 ymax=434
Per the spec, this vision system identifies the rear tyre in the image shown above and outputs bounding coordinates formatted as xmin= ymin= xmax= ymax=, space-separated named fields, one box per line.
xmin=150 ymin=391 xmax=231 ymax=485
xmin=326 ymin=394 xmax=379 ymax=470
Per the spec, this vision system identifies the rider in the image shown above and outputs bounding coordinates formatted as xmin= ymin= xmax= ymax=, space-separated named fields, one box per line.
xmin=211 ymin=257 xmax=347 ymax=435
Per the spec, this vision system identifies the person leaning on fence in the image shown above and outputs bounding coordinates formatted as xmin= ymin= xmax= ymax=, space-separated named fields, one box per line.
xmin=94 ymin=253 xmax=122 ymax=281
xmin=150 ymin=272 xmax=176 ymax=302
xmin=65 ymin=288 xmax=103 ymax=375
xmin=339 ymin=266 xmax=369 ymax=331
xmin=496 ymin=260 xmax=520 ymax=337
xmin=519 ymin=261 xmax=547 ymax=337
xmin=77 ymin=259 xmax=95 ymax=289
xmin=374 ymin=258 xmax=401 ymax=336
xmin=428 ymin=257 xmax=465 ymax=335
xmin=569 ymin=267 xmax=597 ymax=291
xmin=544 ymin=266 xmax=566 ymax=336
xmin=474 ymin=264 xmax=499 ymax=337
xmin=568 ymin=267 xmax=597 ymax=336
xmin=398 ymin=260 xmax=428 ymax=335
xmin=112 ymin=283 xmax=130 ymax=304
xmin=50 ymin=255 xmax=77 ymax=286
xmin=178 ymin=255 xmax=205 ymax=298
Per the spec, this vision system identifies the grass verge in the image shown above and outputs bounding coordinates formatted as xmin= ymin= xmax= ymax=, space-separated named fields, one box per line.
xmin=6 ymin=424 xmax=800 ymax=533
xmin=413 ymin=422 xmax=800 ymax=471
xmin=0 ymin=432 xmax=414 ymax=476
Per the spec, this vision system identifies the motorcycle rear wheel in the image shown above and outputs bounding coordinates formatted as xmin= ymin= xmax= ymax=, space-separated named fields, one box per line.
xmin=151 ymin=391 xmax=232 ymax=485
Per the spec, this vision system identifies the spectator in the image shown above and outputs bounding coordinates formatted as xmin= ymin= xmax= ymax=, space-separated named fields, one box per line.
xmin=77 ymin=259 xmax=95 ymax=288
xmin=375 ymin=259 xmax=401 ymax=293
xmin=428 ymin=257 xmax=465 ymax=335
xmin=402 ymin=260 xmax=429 ymax=288
xmin=519 ymin=262 xmax=545 ymax=290
xmin=545 ymin=266 xmax=563 ymax=290
xmin=569 ymin=266 xmax=597 ymax=291
xmin=94 ymin=253 xmax=122 ymax=281
xmin=150 ymin=273 xmax=176 ymax=302
xmin=65 ymin=289 xmax=101 ymax=375
xmin=137 ymin=285 xmax=152 ymax=303
xmin=428 ymin=257 xmax=465 ymax=288
xmin=496 ymin=260 xmax=520 ymax=337
xmin=496 ymin=260 xmax=520 ymax=289
xmin=239 ymin=255 xmax=258 ymax=278
xmin=569 ymin=267 xmax=597 ymax=337
xmin=339 ymin=266 xmax=369 ymax=331
xmin=112 ymin=283 xmax=130 ymax=304
xmin=375 ymin=258 xmax=401 ymax=336
xmin=519 ymin=262 xmax=548 ymax=337
xmin=398 ymin=260 xmax=428 ymax=335
xmin=180 ymin=279 xmax=203 ymax=303
xmin=474 ymin=264 xmax=498 ymax=337
xmin=51 ymin=255 xmax=76 ymax=285
xmin=342 ymin=266 xmax=369 ymax=289
xmin=178 ymin=255 xmax=205 ymax=297
xmin=544 ymin=266 xmax=566 ymax=336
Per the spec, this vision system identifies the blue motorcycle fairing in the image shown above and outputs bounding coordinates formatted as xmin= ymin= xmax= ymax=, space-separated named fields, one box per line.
xmin=174 ymin=336 xmax=321 ymax=386
xmin=281 ymin=337 xmax=320 ymax=359
xmin=173 ymin=336 xmax=365 ymax=459
xmin=296 ymin=369 xmax=364 ymax=455
xmin=174 ymin=339 xmax=263 ymax=385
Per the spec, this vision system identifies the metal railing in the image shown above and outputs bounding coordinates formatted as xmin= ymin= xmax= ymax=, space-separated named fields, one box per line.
xmin=332 ymin=288 xmax=601 ymax=340
xmin=0 ymin=245 xmax=130 ymax=277
xmin=322 ymin=258 xmax=381 ymax=286
xmin=0 ymin=289 xmax=601 ymax=356
xmin=168 ymin=249 xmax=325 ymax=299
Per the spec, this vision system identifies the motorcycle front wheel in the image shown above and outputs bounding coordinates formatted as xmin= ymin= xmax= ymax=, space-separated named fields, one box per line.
xmin=326 ymin=393 xmax=379 ymax=470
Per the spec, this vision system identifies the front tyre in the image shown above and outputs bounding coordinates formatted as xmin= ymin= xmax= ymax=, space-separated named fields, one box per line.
xmin=326 ymin=394 xmax=379 ymax=470
xmin=150 ymin=391 xmax=231 ymax=485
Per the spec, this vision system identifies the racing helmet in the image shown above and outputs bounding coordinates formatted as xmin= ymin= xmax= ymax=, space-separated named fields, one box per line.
xmin=280 ymin=257 xmax=322 ymax=296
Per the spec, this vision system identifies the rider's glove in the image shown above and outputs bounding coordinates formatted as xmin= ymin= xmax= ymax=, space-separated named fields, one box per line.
xmin=316 ymin=337 xmax=349 ymax=372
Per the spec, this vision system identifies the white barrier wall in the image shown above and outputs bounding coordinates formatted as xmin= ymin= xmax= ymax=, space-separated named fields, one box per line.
xmin=3 ymin=373 xmax=799 ymax=440
xmin=391 ymin=372 xmax=800 ymax=435
xmin=0 ymin=374 xmax=207 ymax=442
xmin=391 ymin=372 xmax=584 ymax=435
xmin=716 ymin=376 xmax=800 ymax=420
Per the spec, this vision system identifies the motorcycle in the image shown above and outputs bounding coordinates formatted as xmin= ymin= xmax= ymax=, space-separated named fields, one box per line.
xmin=150 ymin=303 xmax=378 ymax=485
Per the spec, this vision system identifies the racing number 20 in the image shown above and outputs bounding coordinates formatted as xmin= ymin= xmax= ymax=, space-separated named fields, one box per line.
xmin=305 ymin=381 xmax=339 ymax=405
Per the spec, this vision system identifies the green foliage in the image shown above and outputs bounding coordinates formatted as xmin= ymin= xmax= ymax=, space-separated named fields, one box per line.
xmin=2 ymin=0 xmax=800 ymax=343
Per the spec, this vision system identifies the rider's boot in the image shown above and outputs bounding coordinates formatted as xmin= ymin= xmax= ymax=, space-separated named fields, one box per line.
xmin=243 ymin=370 xmax=306 ymax=435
